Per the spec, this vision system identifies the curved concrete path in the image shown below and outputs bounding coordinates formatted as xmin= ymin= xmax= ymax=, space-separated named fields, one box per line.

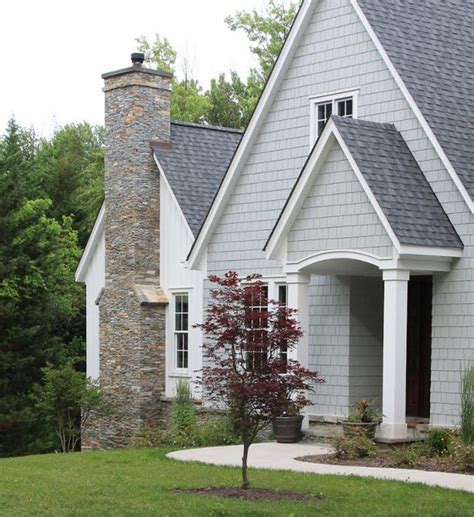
xmin=167 ymin=442 xmax=473 ymax=493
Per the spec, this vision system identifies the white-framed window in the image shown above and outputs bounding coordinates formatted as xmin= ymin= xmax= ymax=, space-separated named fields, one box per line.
xmin=276 ymin=283 xmax=288 ymax=364
xmin=246 ymin=284 xmax=269 ymax=371
xmin=244 ymin=281 xmax=290 ymax=370
xmin=173 ymin=292 xmax=189 ymax=370
xmin=310 ymin=88 xmax=359 ymax=145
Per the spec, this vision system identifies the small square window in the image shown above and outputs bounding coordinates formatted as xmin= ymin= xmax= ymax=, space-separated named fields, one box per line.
xmin=337 ymin=98 xmax=353 ymax=118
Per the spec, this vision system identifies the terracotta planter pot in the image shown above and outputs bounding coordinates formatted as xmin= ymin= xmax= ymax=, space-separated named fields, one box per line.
xmin=342 ymin=421 xmax=378 ymax=439
xmin=273 ymin=415 xmax=304 ymax=443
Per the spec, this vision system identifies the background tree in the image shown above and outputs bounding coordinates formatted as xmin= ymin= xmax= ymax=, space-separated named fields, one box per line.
xmin=35 ymin=123 xmax=105 ymax=247
xmin=136 ymin=0 xmax=297 ymax=129
xmin=225 ymin=0 xmax=298 ymax=85
xmin=0 ymin=120 xmax=85 ymax=456
xmin=196 ymin=272 xmax=323 ymax=489
xmin=32 ymin=362 xmax=111 ymax=452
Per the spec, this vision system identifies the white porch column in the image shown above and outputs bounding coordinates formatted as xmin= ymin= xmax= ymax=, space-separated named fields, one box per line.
xmin=380 ymin=269 xmax=410 ymax=441
xmin=286 ymin=272 xmax=310 ymax=429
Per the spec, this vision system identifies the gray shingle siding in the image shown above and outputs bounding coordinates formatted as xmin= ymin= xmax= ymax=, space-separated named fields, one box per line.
xmin=358 ymin=0 xmax=474 ymax=199
xmin=287 ymin=139 xmax=394 ymax=262
xmin=205 ymin=0 xmax=474 ymax=423
xmin=155 ymin=122 xmax=242 ymax=236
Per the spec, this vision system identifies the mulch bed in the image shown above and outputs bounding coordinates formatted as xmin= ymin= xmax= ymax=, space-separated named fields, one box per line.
xmin=174 ymin=487 xmax=324 ymax=502
xmin=296 ymin=449 xmax=473 ymax=475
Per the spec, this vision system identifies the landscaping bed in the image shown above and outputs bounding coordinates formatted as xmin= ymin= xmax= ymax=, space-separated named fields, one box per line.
xmin=297 ymin=444 xmax=473 ymax=474
xmin=298 ymin=429 xmax=473 ymax=475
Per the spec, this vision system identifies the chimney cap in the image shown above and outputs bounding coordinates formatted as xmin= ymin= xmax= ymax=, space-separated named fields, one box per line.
xmin=131 ymin=52 xmax=145 ymax=65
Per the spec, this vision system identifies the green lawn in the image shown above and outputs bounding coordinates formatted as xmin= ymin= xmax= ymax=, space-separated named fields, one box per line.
xmin=0 ymin=448 xmax=472 ymax=516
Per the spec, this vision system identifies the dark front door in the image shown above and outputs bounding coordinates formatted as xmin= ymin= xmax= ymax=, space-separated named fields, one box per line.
xmin=406 ymin=276 xmax=432 ymax=418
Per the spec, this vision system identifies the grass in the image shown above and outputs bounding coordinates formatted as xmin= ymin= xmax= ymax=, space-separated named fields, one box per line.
xmin=0 ymin=448 xmax=473 ymax=516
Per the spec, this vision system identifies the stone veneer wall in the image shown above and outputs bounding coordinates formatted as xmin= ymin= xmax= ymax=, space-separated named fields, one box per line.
xmin=83 ymin=64 xmax=172 ymax=449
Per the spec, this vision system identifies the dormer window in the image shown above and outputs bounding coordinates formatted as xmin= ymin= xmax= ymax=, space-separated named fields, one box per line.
xmin=310 ymin=89 xmax=359 ymax=145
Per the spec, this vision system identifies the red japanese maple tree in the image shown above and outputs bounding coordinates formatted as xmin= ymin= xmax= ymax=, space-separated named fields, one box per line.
xmin=196 ymin=272 xmax=323 ymax=489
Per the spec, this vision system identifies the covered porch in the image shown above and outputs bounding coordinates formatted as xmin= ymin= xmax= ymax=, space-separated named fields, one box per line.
xmin=285 ymin=249 xmax=460 ymax=441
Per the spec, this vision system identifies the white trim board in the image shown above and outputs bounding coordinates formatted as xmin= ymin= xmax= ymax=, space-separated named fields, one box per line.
xmin=75 ymin=203 xmax=105 ymax=282
xmin=264 ymin=117 xmax=400 ymax=260
xmin=351 ymin=0 xmax=473 ymax=214
xmin=187 ymin=0 xmax=318 ymax=270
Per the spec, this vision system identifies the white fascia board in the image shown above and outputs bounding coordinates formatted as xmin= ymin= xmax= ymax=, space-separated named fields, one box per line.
xmin=75 ymin=203 xmax=105 ymax=282
xmin=265 ymin=118 xmax=401 ymax=260
xmin=398 ymin=244 xmax=463 ymax=259
xmin=154 ymin=153 xmax=195 ymax=240
xmin=265 ymin=121 xmax=337 ymax=259
xmin=187 ymin=0 xmax=318 ymax=270
xmin=351 ymin=0 xmax=474 ymax=214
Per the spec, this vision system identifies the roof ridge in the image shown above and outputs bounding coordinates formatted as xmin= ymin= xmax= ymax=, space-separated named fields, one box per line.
xmin=171 ymin=120 xmax=244 ymax=134
xmin=331 ymin=115 xmax=395 ymax=131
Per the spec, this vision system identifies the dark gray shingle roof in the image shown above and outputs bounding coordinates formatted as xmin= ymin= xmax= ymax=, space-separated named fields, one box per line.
xmin=154 ymin=122 xmax=242 ymax=236
xmin=358 ymin=0 xmax=474 ymax=199
xmin=333 ymin=116 xmax=462 ymax=248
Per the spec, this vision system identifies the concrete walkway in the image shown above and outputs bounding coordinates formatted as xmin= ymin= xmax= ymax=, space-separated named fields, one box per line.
xmin=167 ymin=442 xmax=473 ymax=493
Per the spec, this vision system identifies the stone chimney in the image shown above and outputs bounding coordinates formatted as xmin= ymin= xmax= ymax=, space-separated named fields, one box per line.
xmin=84 ymin=54 xmax=172 ymax=449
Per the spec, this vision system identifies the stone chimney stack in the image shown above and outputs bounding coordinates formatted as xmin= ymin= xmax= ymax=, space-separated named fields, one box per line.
xmin=85 ymin=55 xmax=172 ymax=449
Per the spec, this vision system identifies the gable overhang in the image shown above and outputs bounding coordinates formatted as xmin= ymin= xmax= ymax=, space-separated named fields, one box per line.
xmin=75 ymin=203 xmax=105 ymax=283
xmin=351 ymin=0 xmax=473 ymax=214
xmin=264 ymin=117 xmax=401 ymax=261
xmin=186 ymin=0 xmax=318 ymax=270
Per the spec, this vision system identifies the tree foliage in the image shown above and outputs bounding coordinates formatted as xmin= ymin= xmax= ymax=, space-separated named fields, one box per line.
xmin=225 ymin=0 xmax=298 ymax=85
xmin=136 ymin=1 xmax=297 ymax=129
xmin=0 ymin=120 xmax=101 ymax=456
xmin=32 ymin=362 xmax=111 ymax=453
xmin=196 ymin=272 xmax=323 ymax=489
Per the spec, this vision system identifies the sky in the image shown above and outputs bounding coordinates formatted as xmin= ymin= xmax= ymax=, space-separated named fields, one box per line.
xmin=0 ymin=0 xmax=276 ymax=137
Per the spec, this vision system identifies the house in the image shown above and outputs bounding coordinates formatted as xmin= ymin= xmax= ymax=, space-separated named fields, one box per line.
xmin=77 ymin=0 xmax=473 ymax=448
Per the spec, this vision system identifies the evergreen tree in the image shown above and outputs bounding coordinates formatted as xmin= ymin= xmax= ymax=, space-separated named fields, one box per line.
xmin=0 ymin=120 xmax=83 ymax=456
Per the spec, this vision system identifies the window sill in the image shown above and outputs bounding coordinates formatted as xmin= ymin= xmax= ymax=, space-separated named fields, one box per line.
xmin=170 ymin=370 xmax=192 ymax=378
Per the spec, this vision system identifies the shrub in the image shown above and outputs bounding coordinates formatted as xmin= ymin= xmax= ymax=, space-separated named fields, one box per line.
xmin=32 ymin=362 xmax=111 ymax=452
xmin=170 ymin=380 xmax=199 ymax=447
xmin=334 ymin=435 xmax=376 ymax=459
xmin=451 ymin=439 xmax=474 ymax=473
xmin=427 ymin=428 xmax=452 ymax=457
xmin=197 ymin=415 xmax=241 ymax=447
xmin=460 ymin=365 xmax=474 ymax=445
xmin=392 ymin=443 xmax=425 ymax=468
xmin=347 ymin=399 xmax=381 ymax=423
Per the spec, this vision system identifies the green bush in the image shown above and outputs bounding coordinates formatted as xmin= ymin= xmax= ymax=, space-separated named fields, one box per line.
xmin=392 ymin=443 xmax=425 ymax=468
xmin=451 ymin=439 xmax=474 ymax=472
xmin=334 ymin=435 xmax=376 ymax=459
xmin=460 ymin=365 xmax=474 ymax=445
xmin=170 ymin=380 xmax=199 ymax=447
xmin=427 ymin=428 xmax=452 ymax=457
xmin=133 ymin=381 xmax=240 ymax=449
xmin=198 ymin=415 xmax=240 ymax=447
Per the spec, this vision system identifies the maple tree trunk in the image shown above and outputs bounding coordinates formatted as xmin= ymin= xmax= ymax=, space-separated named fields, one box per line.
xmin=241 ymin=442 xmax=250 ymax=490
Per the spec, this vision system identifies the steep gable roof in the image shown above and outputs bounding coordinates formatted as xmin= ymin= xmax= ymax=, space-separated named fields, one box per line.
xmin=333 ymin=117 xmax=462 ymax=249
xmin=265 ymin=116 xmax=462 ymax=257
xmin=154 ymin=122 xmax=242 ymax=237
xmin=356 ymin=0 xmax=474 ymax=202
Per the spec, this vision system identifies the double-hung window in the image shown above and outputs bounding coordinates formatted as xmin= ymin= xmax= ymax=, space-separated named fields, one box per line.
xmin=310 ymin=89 xmax=358 ymax=144
xmin=174 ymin=293 xmax=189 ymax=369
xmin=246 ymin=285 xmax=268 ymax=371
